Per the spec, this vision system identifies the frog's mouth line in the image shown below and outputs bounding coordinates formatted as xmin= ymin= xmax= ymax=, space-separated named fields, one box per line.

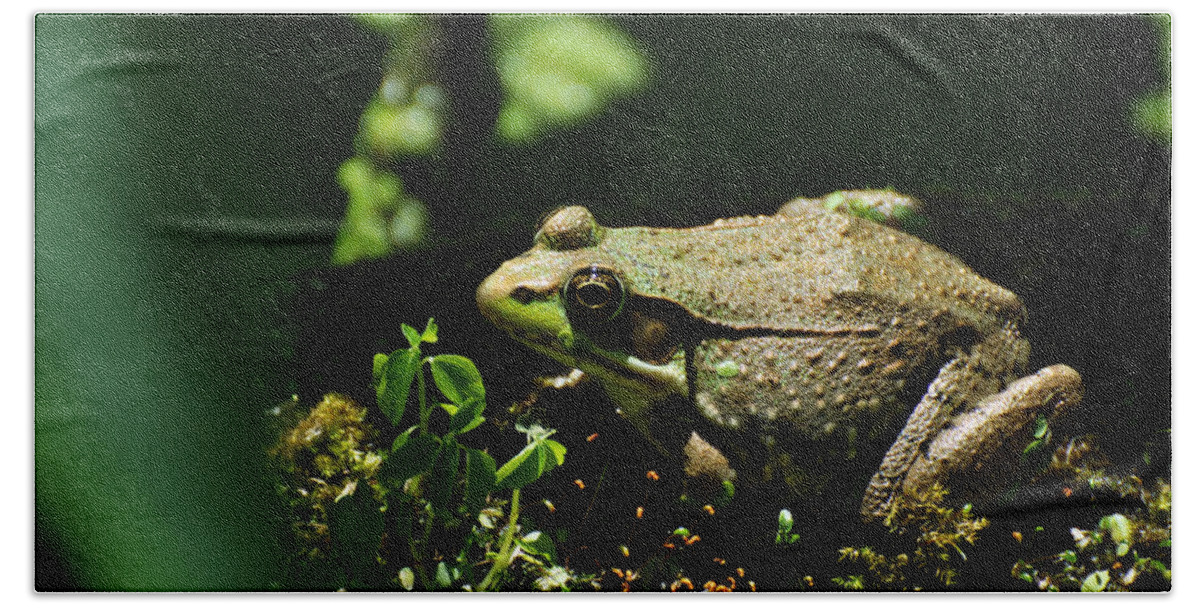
xmin=503 ymin=326 xmax=687 ymax=399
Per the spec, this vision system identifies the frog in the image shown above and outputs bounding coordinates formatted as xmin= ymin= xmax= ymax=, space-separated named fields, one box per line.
xmin=476 ymin=190 xmax=1083 ymax=521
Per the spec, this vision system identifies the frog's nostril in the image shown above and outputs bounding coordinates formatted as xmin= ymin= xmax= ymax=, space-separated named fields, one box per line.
xmin=511 ymin=285 xmax=537 ymax=304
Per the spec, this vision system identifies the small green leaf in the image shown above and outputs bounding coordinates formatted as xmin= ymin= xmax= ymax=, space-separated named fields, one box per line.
xmin=495 ymin=442 xmax=541 ymax=491
xmin=462 ymin=447 xmax=497 ymax=518
xmin=372 ymin=353 xmax=389 ymax=392
xmin=429 ymin=354 xmax=485 ymax=405
xmin=402 ymin=323 xmax=422 ymax=348
xmin=420 ymin=318 xmax=438 ymax=343
xmin=1116 ymin=542 xmax=1130 ymax=557
xmin=715 ymin=480 xmax=736 ymax=508
xmin=398 ymin=567 xmax=414 ymax=590
xmin=391 ymin=426 xmax=416 ymax=451
xmin=543 ymin=439 xmax=567 ymax=466
xmin=1100 ymin=513 xmax=1132 ymax=544
xmin=434 ymin=561 xmax=452 ymax=589
xmin=383 ymin=428 xmax=441 ymax=483
xmin=1081 ymin=569 xmax=1110 ymax=592
xmin=778 ymin=509 xmax=794 ymax=535
xmin=518 ymin=530 xmax=558 ymax=562
xmin=456 ymin=415 xmax=486 ymax=436
xmin=447 ymin=398 xmax=487 ymax=435
xmin=1032 ymin=414 xmax=1049 ymax=439
xmin=379 ymin=347 xmax=421 ymax=424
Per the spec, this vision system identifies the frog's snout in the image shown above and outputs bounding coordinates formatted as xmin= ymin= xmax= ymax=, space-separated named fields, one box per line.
xmin=476 ymin=269 xmax=510 ymax=327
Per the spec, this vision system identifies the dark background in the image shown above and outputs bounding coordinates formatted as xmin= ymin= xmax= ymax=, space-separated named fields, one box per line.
xmin=35 ymin=14 xmax=1168 ymax=590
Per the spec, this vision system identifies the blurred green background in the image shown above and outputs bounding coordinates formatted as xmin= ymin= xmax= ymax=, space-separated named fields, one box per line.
xmin=35 ymin=14 xmax=1169 ymax=590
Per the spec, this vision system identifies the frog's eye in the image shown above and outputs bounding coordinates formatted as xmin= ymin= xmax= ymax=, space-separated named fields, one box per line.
xmin=565 ymin=265 xmax=625 ymax=321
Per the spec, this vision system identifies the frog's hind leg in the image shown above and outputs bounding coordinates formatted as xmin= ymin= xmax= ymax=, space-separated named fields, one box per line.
xmin=900 ymin=364 xmax=1083 ymax=507
xmin=860 ymin=362 xmax=1084 ymax=522
xmin=859 ymin=356 xmax=974 ymax=522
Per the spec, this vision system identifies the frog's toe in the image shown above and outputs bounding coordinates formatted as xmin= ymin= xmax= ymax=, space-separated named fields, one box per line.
xmin=901 ymin=364 xmax=1084 ymax=505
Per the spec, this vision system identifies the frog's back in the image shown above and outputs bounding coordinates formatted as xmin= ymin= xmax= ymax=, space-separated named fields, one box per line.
xmin=602 ymin=204 xmax=1024 ymax=335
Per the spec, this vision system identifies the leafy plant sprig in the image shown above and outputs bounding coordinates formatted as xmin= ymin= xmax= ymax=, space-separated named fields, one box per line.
xmin=355 ymin=318 xmax=568 ymax=591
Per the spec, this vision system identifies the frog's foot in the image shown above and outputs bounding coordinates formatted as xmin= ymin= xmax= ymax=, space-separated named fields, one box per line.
xmin=681 ymin=431 xmax=736 ymax=500
xmin=778 ymin=189 xmax=923 ymax=228
xmin=862 ymin=364 xmax=1083 ymax=521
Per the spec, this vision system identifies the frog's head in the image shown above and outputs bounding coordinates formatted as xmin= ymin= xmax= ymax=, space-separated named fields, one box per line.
xmin=477 ymin=206 xmax=690 ymax=419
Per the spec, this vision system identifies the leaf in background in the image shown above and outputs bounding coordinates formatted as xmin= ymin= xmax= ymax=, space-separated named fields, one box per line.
xmin=332 ymin=156 xmax=428 ymax=266
xmin=490 ymin=15 xmax=649 ymax=143
xmin=332 ymin=157 xmax=403 ymax=265
xmin=429 ymin=354 xmax=485 ymax=406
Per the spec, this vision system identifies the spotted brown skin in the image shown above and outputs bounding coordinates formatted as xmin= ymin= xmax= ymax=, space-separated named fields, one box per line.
xmin=477 ymin=192 xmax=1083 ymax=520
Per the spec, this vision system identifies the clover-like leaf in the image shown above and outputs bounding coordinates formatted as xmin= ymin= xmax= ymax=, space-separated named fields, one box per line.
xmin=402 ymin=323 xmax=422 ymax=348
xmin=495 ymin=438 xmax=566 ymax=491
xmin=447 ymin=397 xmax=486 ymax=436
xmin=419 ymin=317 xmax=438 ymax=343
xmin=429 ymin=354 xmax=485 ymax=405
xmin=518 ymin=530 xmax=558 ymax=563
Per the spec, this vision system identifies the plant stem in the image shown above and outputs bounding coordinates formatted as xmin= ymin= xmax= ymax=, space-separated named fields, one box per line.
xmin=477 ymin=488 xmax=521 ymax=591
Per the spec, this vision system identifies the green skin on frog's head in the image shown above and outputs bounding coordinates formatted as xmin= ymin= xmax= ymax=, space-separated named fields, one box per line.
xmin=476 ymin=206 xmax=690 ymax=436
